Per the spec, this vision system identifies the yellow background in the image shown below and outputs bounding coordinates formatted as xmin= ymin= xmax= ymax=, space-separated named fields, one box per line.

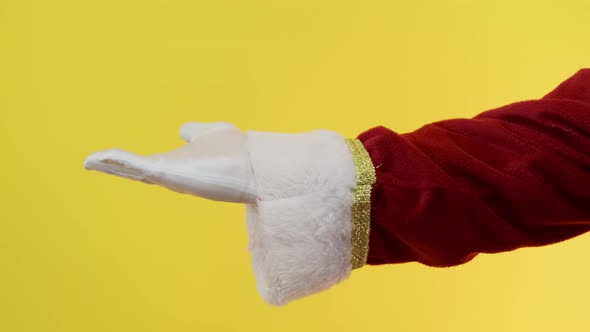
xmin=1 ymin=1 xmax=589 ymax=331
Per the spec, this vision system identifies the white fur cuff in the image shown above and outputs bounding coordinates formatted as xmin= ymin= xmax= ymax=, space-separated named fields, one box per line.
xmin=245 ymin=130 xmax=357 ymax=306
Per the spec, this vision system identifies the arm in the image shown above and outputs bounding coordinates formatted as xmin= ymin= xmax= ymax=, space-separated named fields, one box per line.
xmin=362 ymin=69 xmax=590 ymax=267
xmin=84 ymin=69 xmax=590 ymax=306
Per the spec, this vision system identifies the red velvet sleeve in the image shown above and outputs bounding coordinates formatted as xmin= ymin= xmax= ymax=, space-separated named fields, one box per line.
xmin=359 ymin=69 xmax=590 ymax=267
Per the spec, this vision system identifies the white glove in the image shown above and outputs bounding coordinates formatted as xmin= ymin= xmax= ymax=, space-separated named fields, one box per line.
xmin=85 ymin=122 xmax=361 ymax=306
xmin=84 ymin=122 xmax=257 ymax=203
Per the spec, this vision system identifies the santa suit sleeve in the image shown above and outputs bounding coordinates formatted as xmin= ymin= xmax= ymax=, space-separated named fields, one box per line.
xmin=244 ymin=68 xmax=590 ymax=306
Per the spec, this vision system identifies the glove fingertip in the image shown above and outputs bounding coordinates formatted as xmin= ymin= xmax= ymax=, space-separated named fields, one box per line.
xmin=83 ymin=151 xmax=104 ymax=170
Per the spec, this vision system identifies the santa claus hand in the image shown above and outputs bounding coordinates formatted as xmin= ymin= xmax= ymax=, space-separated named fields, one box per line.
xmin=83 ymin=122 xmax=258 ymax=203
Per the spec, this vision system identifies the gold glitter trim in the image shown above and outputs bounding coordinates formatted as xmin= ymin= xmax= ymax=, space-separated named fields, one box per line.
xmin=345 ymin=138 xmax=376 ymax=270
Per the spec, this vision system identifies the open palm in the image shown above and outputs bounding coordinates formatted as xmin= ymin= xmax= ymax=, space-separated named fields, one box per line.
xmin=84 ymin=122 xmax=257 ymax=203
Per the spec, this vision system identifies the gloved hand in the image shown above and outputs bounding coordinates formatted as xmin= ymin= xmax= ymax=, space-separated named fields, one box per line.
xmin=84 ymin=122 xmax=258 ymax=203
xmin=84 ymin=122 xmax=360 ymax=306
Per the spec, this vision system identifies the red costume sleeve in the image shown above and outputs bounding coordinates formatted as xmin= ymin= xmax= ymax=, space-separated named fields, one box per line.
xmin=359 ymin=69 xmax=590 ymax=267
